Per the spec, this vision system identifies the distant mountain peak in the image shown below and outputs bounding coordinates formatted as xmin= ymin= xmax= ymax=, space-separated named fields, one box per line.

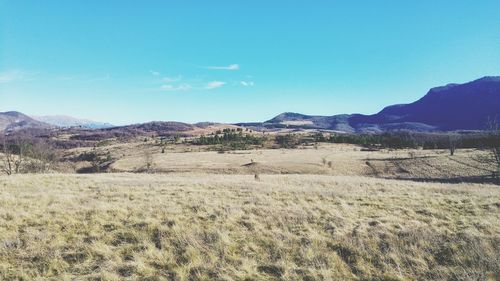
xmin=32 ymin=115 xmax=114 ymax=129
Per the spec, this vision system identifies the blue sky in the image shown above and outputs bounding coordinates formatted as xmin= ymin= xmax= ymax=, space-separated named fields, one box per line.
xmin=1 ymin=1 xmax=500 ymax=125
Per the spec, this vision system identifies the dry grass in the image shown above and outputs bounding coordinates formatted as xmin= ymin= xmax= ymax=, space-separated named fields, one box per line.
xmin=104 ymin=143 xmax=495 ymax=182
xmin=1 ymin=173 xmax=499 ymax=280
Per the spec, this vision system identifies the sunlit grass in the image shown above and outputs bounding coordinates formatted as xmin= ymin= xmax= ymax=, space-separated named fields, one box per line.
xmin=1 ymin=173 xmax=499 ymax=280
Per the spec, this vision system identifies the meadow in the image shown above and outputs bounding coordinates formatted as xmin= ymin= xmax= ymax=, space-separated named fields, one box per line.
xmin=1 ymin=174 xmax=499 ymax=279
xmin=1 ymin=142 xmax=499 ymax=280
xmin=75 ymin=141 xmax=496 ymax=182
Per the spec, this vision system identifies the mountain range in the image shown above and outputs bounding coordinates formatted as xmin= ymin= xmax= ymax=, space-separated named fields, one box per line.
xmin=31 ymin=115 xmax=114 ymax=129
xmin=241 ymin=76 xmax=500 ymax=132
xmin=1 ymin=76 xmax=499 ymax=134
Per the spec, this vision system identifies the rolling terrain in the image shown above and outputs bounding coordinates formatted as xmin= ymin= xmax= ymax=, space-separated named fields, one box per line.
xmin=244 ymin=77 xmax=500 ymax=132
xmin=3 ymin=77 xmax=500 ymax=136
xmin=70 ymin=141 xmax=496 ymax=183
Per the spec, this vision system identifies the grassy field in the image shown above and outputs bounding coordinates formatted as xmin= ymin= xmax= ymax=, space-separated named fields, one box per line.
xmin=103 ymin=143 xmax=496 ymax=182
xmin=1 ymin=173 xmax=499 ymax=280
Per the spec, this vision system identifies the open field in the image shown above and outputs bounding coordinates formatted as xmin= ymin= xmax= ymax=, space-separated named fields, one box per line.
xmin=66 ymin=142 xmax=497 ymax=183
xmin=1 ymin=173 xmax=499 ymax=280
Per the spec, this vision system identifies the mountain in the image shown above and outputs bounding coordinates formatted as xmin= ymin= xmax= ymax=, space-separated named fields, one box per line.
xmin=349 ymin=76 xmax=500 ymax=131
xmin=32 ymin=115 xmax=114 ymax=129
xmin=0 ymin=111 xmax=53 ymax=133
xmin=3 ymin=76 xmax=500 ymax=134
xmin=255 ymin=76 xmax=500 ymax=132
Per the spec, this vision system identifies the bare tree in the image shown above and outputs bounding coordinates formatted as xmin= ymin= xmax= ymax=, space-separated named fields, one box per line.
xmin=1 ymin=140 xmax=14 ymax=175
xmin=25 ymin=141 xmax=58 ymax=173
xmin=144 ymin=150 xmax=154 ymax=173
xmin=448 ymin=134 xmax=460 ymax=156
xmin=475 ymin=118 xmax=500 ymax=183
xmin=487 ymin=119 xmax=500 ymax=182
xmin=492 ymin=146 xmax=500 ymax=182
xmin=1 ymin=139 xmax=28 ymax=175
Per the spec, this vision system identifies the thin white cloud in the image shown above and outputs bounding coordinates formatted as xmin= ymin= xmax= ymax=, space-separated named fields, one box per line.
xmin=161 ymin=83 xmax=192 ymax=91
xmin=159 ymin=75 xmax=188 ymax=91
xmin=162 ymin=75 xmax=182 ymax=83
xmin=150 ymin=70 xmax=160 ymax=76
xmin=206 ymin=81 xmax=226 ymax=89
xmin=203 ymin=64 xmax=240 ymax=71
xmin=0 ymin=70 xmax=25 ymax=83
xmin=240 ymin=81 xmax=254 ymax=87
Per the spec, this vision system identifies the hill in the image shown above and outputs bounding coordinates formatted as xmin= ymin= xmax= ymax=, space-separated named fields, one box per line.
xmin=3 ymin=76 xmax=500 ymax=134
xmin=0 ymin=111 xmax=52 ymax=133
xmin=253 ymin=76 xmax=500 ymax=132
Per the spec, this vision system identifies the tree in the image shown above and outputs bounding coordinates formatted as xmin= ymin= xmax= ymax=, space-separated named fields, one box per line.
xmin=25 ymin=141 xmax=58 ymax=173
xmin=474 ymin=119 xmax=500 ymax=183
xmin=486 ymin=119 xmax=500 ymax=183
xmin=1 ymin=139 xmax=29 ymax=175
xmin=448 ymin=134 xmax=460 ymax=156
xmin=492 ymin=145 xmax=500 ymax=183
xmin=2 ymin=140 xmax=15 ymax=175
xmin=144 ymin=150 xmax=154 ymax=172
xmin=89 ymin=148 xmax=103 ymax=173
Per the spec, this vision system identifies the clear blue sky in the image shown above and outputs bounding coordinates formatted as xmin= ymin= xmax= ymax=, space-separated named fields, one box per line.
xmin=1 ymin=1 xmax=500 ymax=125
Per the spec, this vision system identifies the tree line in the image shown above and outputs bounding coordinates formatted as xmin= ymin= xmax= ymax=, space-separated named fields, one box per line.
xmin=192 ymin=128 xmax=266 ymax=150
xmin=312 ymin=131 xmax=500 ymax=150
